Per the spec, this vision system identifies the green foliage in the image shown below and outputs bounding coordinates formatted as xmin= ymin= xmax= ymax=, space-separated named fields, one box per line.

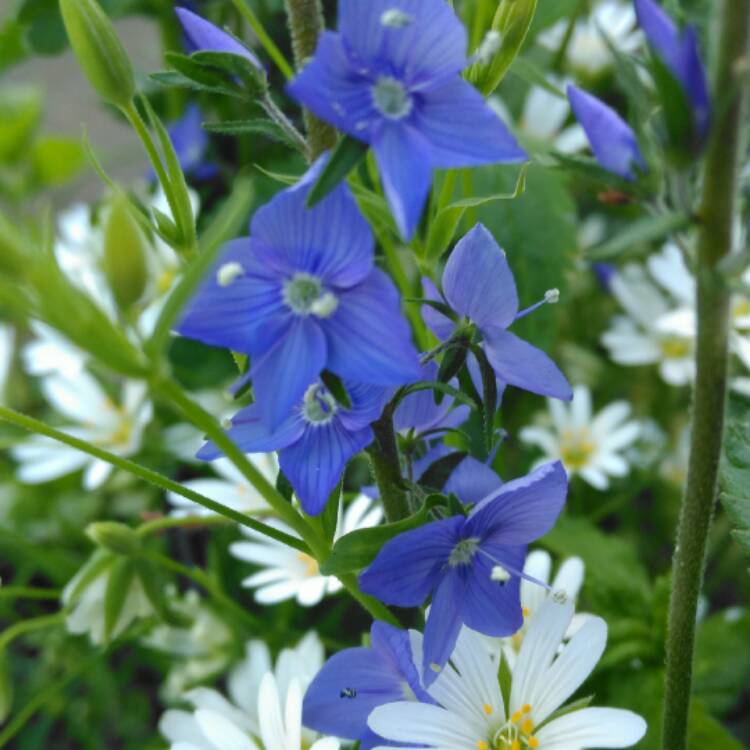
xmin=720 ymin=395 xmax=750 ymax=564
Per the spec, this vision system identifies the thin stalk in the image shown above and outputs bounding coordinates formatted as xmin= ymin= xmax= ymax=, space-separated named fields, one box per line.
xmin=283 ymin=0 xmax=336 ymax=159
xmin=367 ymin=406 xmax=411 ymax=523
xmin=0 ymin=612 xmax=64 ymax=652
xmin=135 ymin=514 xmax=229 ymax=537
xmin=0 ymin=586 xmax=61 ymax=601
xmin=661 ymin=3 xmax=750 ymax=749
xmin=260 ymin=93 xmax=311 ymax=158
xmin=230 ymin=0 xmax=295 ymax=80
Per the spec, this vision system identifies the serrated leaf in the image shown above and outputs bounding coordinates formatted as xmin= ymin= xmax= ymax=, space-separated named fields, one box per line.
xmin=150 ymin=70 xmax=242 ymax=99
xmin=192 ymin=50 xmax=267 ymax=96
xmin=437 ymin=343 xmax=469 ymax=389
xmin=202 ymin=119 xmax=299 ymax=149
xmin=306 ymin=135 xmax=368 ymax=208
xmin=417 ymin=451 xmax=468 ymax=491
xmin=103 ymin=557 xmax=135 ymax=643
xmin=470 ymin=343 xmax=498 ymax=451
xmin=320 ymin=495 xmax=444 ymax=576
xmin=401 ymin=380 xmax=477 ymax=410
xmin=163 ymin=52 xmax=243 ymax=98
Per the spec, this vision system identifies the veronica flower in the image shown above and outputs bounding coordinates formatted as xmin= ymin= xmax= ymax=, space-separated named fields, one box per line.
xmin=178 ymin=159 xmax=420 ymax=430
xmin=634 ymin=0 xmax=710 ymax=138
xmin=231 ymin=494 xmax=383 ymax=606
xmin=287 ymin=0 xmax=525 ymax=239
xmin=567 ymin=85 xmax=646 ymax=180
xmin=368 ymin=599 xmax=647 ymax=750
xmin=520 ymin=385 xmax=641 ymax=490
xmin=360 ymin=461 xmax=568 ymax=681
xmin=303 ymin=620 xmax=432 ymax=749
xmin=423 ymin=224 xmax=571 ymax=401
xmin=11 ymin=371 xmax=152 ymax=490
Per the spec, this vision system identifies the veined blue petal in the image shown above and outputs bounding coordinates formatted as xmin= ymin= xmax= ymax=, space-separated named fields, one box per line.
xmin=393 ymin=361 xmax=456 ymax=433
xmin=338 ymin=381 xmax=389 ymax=432
xmin=422 ymin=569 xmax=465 ymax=684
xmin=373 ymin=123 xmax=433 ymax=240
xmin=251 ymin=317 xmax=327 ymax=429
xmin=416 ymin=79 xmax=526 ymax=167
xmin=484 ymin=328 xmax=572 ymax=401
xmin=359 ymin=516 xmax=465 ymax=607
xmin=421 ymin=278 xmax=455 ymax=341
xmin=280 ymin=420 xmax=373 ymax=516
xmin=444 ymin=455 xmax=502 ymax=505
xmin=567 ymin=85 xmax=645 ymax=180
xmin=443 ymin=224 xmax=519 ymax=330
xmin=465 ymin=461 xmax=568 ymax=545
xmin=634 ymin=0 xmax=681 ymax=72
xmin=324 ymin=269 xmax=422 ymax=386
xmin=370 ymin=621 xmax=431 ymax=702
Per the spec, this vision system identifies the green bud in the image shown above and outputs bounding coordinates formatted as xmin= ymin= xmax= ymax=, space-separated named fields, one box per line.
xmin=59 ymin=0 xmax=135 ymax=108
xmin=103 ymin=190 xmax=149 ymax=311
xmin=86 ymin=521 xmax=141 ymax=556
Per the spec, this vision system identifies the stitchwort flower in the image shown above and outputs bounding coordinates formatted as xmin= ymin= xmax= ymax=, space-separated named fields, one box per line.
xmin=287 ymin=0 xmax=525 ymax=239
xmin=360 ymin=461 xmax=568 ymax=682
xmin=178 ymin=158 xmax=421 ymax=429
xmin=423 ymin=224 xmax=572 ymax=401
xmin=199 ymin=382 xmax=388 ymax=516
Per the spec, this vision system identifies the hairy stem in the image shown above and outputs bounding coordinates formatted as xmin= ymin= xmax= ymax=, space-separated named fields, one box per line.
xmin=283 ymin=0 xmax=336 ymax=159
xmin=367 ymin=407 xmax=411 ymax=523
xmin=661 ymin=3 xmax=750 ymax=749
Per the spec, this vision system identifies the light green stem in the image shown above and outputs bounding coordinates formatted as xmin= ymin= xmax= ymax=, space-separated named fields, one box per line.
xmin=230 ymin=0 xmax=295 ymax=79
xmin=661 ymin=3 xmax=750 ymax=748
xmin=0 ymin=613 xmax=65 ymax=652
xmin=0 ymin=586 xmax=61 ymax=601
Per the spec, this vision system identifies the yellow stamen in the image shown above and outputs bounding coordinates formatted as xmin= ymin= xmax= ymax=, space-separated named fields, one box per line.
xmin=477 ymin=741 xmax=488 ymax=750
xmin=521 ymin=718 xmax=534 ymax=735
xmin=528 ymin=737 xmax=540 ymax=748
xmin=511 ymin=741 xmax=520 ymax=750
xmin=522 ymin=606 xmax=530 ymax=617
xmin=296 ymin=552 xmax=319 ymax=576
xmin=482 ymin=703 xmax=493 ymax=715
xmin=522 ymin=704 xmax=531 ymax=714
xmin=511 ymin=710 xmax=523 ymax=723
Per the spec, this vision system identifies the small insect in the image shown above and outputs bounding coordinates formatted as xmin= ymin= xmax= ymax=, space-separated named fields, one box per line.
xmin=340 ymin=688 xmax=357 ymax=699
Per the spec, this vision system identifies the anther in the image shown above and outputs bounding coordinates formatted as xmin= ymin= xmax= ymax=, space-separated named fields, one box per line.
xmin=381 ymin=8 xmax=413 ymax=27
xmin=217 ymin=261 xmax=244 ymax=287
xmin=340 ymin=688 xmax=357 ymax=699
xmin=491 ymin=565 xmax=511 ymax=583
xmin=483 ymin=703 xmax=493 ymax=715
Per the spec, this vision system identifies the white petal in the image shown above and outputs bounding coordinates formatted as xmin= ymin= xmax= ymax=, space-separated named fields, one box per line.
xmin=228 ymin=641 xmax=271 ymax=720
xmin=555 ymin=124 xmax=589 ymax=154
xmin=309 ymin=739 xmax=340 ymax=750
xmin=570 ymin=386 xmax=592 ymax=429
xmin=536 ymin=707 xmax=647 ymax=749
xmin=258 ymin=673 xmax=286 ymax=750
xmin=590 ymin=401 xmax=630 ymax=435
xmin=647 ymin=243 xmax=694 ymax=305
xmin=41 ymin=371 xmax=108 ymax=424
xmin=600 ymin=422 xmax=641 ymax=453
xmin=578 ymin=466 xmax=610 ymax=490
xmin=159 ymin=709 xmax=212 ymax=749
xmin=519 ymin=427 xmax=559 ymax=458
xmin=521 ymin=550 xmax=552 ymax=615
xmin=551 ymin=557 xmax=584 ymax=601
xmin=83 ymin=459 xmax=113 ymax=490
xmin=194 ymin=710 xmax=258 ymax=750
xmin=13 ymin=440 xmax=88 ymax=483
xmin=253 ymin=580 xmax=301 ymax=605
xmin=284 ymin=679 xmax=302 ymax=750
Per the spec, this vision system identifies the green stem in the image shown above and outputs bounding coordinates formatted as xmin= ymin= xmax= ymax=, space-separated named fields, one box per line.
xmin=0 ymin=613 xmax=64 ymax=652
xmin=0 ymin=586 xmax=61 ymax=601
xmin=260 ymin=93 xmax=311 ymax=158
xmin=282 ymin=0 xmax=336 ymax=159
xmin=367 ymin=406 xmax=411 ymax=523
xmin=135 ymin=514 xmax=229 ymax=537
xmin=661 ymin=4 xmax=750 ymax=749
xmin=0 ymin=405 xmax=308 ymax=553
xmin=229 ymin=0 xmax=295 ymax=80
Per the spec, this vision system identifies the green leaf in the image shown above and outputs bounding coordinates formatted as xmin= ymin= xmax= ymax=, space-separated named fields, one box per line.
xmin=306 ymin=136 xmax=368 ymax=208
xmin=203 ymin=119 xmax=299 ymax=149
xmin=401 ymin=380 xmax=477 ymax=410
xmin=192 ymin=50 xmax=267 ymax=96
xmin=30 ymin=135 xmax=85 ymax=186
xmin=0 ymin=85 xmax=42 ymax=161
xmin=150 ymin=70 xmax=243 ymax=99
xmin=437 ymin=342 xmax=469 ymax=387
xmin=687 ymin=699 xmax=744 ymax=750
xmin=162 ymin=52 xmax=244 ymax=99
xmin=509 ymin=57 xmax=566 ymax=98
xmin=320 ymin=495 xmax=444 ymax=576
xmin=0 ymin=649 xmax=12 ymax=723
xmin=417 ymin=451 xmax=468 ymax=490
xmin=103 ymin=557 xmax=136 ymax=643
xmin=586 ymin=212 xmax=692 ymax=261
xmin=134 ymin=559 xmax=189 ymax=628
xmin=469 ymin=343 xmax=498 ymax=451
xmin=550 ymin=151 xmax=646 ymax=194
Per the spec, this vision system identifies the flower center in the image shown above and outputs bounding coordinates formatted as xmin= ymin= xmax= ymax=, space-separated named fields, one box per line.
xmin=283 ymin=273 xmax=338 ymax=317
xmin=733 ymin=296 xmax=750 ymax=322
xmin=372 ymin=76 xmax=413 ymax=120
xmin=560 ymin=430 xmax=595 ymax=470
xmin=302 ymin=383 xmax=338 ymax=425
xmin=297 ymin=551 xmax=320 ymax=576
xmin=449 ymin=537 xmax=480 ymax=566
xmin=659 ymin=335 xmax=690 ymax=359
xmin=484 ymin=704 xmax=539 ymax=750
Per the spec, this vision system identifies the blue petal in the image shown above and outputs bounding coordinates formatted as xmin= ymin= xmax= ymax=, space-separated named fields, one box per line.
xmin=416 ymin=79 xmax=526 ymax=167
xmin=338 ymin=0 xmax=467 ymax=87
xmin=371 ymin=621 xmax=432 ymax=702
xmin=634 ymin=0 xmax=681 ymax=71
xmin=483 ymin=328 xmax=572 ymax=401
xmin=165 ymin=104 xmax=208 ymax=176
xmin=197 ymin=405 xmax=304 ymax=460
xmin=444 ymin=455 xmax=502 ymax=505
xmin=393 ymin=361 xmax=462 ymax=433
xmin=678 ymin=27 xmax=711 ymax=137
xmin=567 ymin=85 xmax=645 ymax=180
xmin=177 ymin=239 xmax=292 ymax=356
xmin=176 ymin=7 xmax=262 ymax=68
xmin=461 ymin=546 xmax=524 ymax=637
xmin=373 ymin=123 xmax=433 ymax=240
xmin=339 ymin=381 xmax=390 ymax=431
xmin=359 ymin=516 xmax=465 ymax=607
xmin=287 ymin=32 xmax=381 ymax=141
xmin=280 ymin=420 xmax=373 ymax=515
xmin=443 ymin=224 xmax=519 ymax=330
xmin=251 ymin=158 xmax=374 ymax=288
xmin=465 ymin=461 xmax=568 ymax=545
xmin=411 ymin=443 xmax=452 ymax=482
xmin=421 ymin=278 xmax=455 ymax=341
xmin=251 ymin=317 xmax=327 ymax=429
xmin=324 ymin=269 xmax=422 ymax=386
xmin=422 ymin=569 xmax=465 ymax=685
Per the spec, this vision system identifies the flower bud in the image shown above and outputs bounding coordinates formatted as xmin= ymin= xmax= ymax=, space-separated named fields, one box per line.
xmin=86 ymin=521 xmax=141 ymax=557
xmin=103 ymin=190 xmax=149 ymax=311
xmin=59 ymin=0 xmax=135 ymax=109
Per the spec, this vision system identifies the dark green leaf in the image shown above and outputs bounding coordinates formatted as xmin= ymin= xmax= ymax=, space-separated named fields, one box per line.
xmin=437 ymin=343 xmax=469 ymax=387
xmin=401 ymin=380 xmax=477 ymax=410
xmin=306 ymin=136 xmax=368 ymax=208
xmin=134 ymin=559 xmax=189 ymax=628
xmin=417 ymin=451 xmax=468 ymax=490
xmin=470 ymin=343 xmax=498 ymax=451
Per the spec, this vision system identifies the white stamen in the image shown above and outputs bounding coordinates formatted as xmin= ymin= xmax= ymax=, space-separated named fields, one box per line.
xmin=380 ymin=8 xmax=414 ymax=27
xmin=491 ymin=565 xmax=511 ymax=583
xmin=310 ymin=291 xmax=339 ymax=318
xmin=478 ymin=30 xmax=502 ymax=65
xmin=545 ymin=288 xmax=561 ymax=304
xmin=217 ymin=261 xmax=244 ymax=287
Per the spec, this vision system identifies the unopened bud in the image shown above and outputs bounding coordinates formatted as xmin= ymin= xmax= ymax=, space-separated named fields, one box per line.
xmin=59 ymin=0 xmax=135 ymax=108
xmin=86 ymin=521 xmax=140 ymax=556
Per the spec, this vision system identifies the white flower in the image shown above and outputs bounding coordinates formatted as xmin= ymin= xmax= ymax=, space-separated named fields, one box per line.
xmin=0 ymin=323 xmax=14 ymax=404
xmin=61 ymin=552 xmax=153 ymax=645
xmin=520 ymin=385 xmax=641 ymax=490
xmin=539 ymin=1 xmax=642 ymax=76
xmin=230 ymin=494 xmax=383 ymax=607
xmin=22 ymin=320 xmax=87 ymax=377
xmin=11 ymin=370 xmax=152 ymax=489
xmin=167 ymin=455 xmax=279 ymax=518
xmin=370 ymin=599 xmax=646 ymax=750
xmin=160 ymin=632 xmax=337 ymax=750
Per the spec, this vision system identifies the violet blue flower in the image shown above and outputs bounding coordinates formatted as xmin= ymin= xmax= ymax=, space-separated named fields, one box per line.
xmin=178 ymin=158 xmax=421 ymax=429
xmin=199 ymin=381 xmax=387 ymax=516
xmin=635 ymin=0 xmax=710 ymax=137
xmin=567 ymin=85 xmax=646 ymax=180
xmin=359 ymin=461 xmax=568 ymax=682
xmin=176 ymin=7 xmax=262 ymax=69
xmin=286 ymin=0 xmax=526 ymax=239
xmin=302 ymin=620 xmax=432 ymax=749
xmin=164 ymin=104 xmax=218 ymax=181
xmin=423 ymin=224 xmax=572 ymax=401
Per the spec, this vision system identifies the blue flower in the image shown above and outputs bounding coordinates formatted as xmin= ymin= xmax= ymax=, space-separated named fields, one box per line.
xmin=162 ymin=104 xmax=218 ymax=181
xmin=286 ymin=0 xmax=526 ymax=239
xmin=199 ymin=381 xmax=387 ymax=516
xmin=423 ymin=224 xmax=572 ymax=401
xmin=302 ymin=620 xmax=432 ymax=749
xmin=178 ymin=159 xmax=422 ymax=429
xmin=359 ymin=461 xmax=568 ymax=682
xmin=176 ymin=6 xmax=262 ymax=69
xmin=567 ymin=85 xmax=646 ymax=180
xmin=635 ymin=0 xmax=710 ymax=138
